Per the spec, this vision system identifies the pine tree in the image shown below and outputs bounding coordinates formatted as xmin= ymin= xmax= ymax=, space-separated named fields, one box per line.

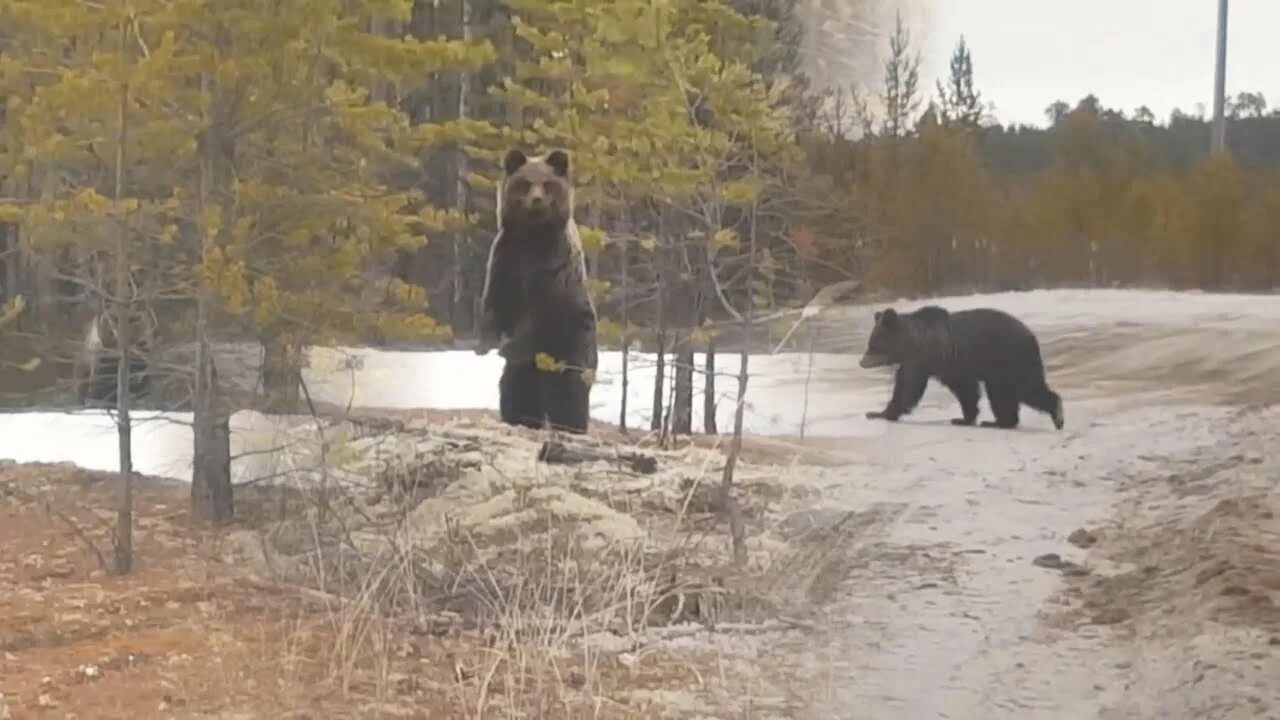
xmin=881 ymin=10 xmax=921 ymax=139
xmin=936 ymin=35 xmax=985 ymax=127
xmin=0 ymin=0 xmax=494 ymax=522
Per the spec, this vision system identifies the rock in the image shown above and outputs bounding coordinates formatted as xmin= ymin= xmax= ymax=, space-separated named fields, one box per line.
xmin=1067 ymin=528 xmax=1097 ymax=549
xmin=1195 ymin=561 xmax=1232 ymax=586
xmin=1032 ymin=553 xmax=1064 ymax=569
xmin=1032 ymin=553 xmax=1088 ymax=576
xmin=1089 ymin=607 xmax=1131 ymax=625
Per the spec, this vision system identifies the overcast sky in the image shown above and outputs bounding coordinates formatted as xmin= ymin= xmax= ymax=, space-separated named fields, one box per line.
xmin=921 ymin=1 xmax=1280 ymax=127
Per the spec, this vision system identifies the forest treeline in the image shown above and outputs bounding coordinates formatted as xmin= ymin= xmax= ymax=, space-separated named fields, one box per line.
xmin=0 ymin=0 xmax=1277 ymax=362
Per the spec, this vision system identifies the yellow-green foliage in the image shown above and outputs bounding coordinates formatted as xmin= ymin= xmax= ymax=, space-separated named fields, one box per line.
xmin=441 ymin=0 xmax=802 ymax=336
xmin=459 ymin=1 xmax=794 ymax=218
xmin=0 ymin=0 xmax=494 ymax=344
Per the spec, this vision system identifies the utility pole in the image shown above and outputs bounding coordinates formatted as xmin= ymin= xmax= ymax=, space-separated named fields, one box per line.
xmin=1210 ymin=0 xmax=1229 ymax=155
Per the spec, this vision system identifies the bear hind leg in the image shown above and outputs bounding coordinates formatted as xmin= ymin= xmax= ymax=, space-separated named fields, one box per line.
xmin=543 ymin=369 xmax=591 ymax=435
xmin=87 ymin=357 xmax=120 ymax=407
xmin=499 ymin=361 xmax=545 ymax=430
xmin=1021 ymin=381 xmax=1065 ymax=430
xmin=941 ymin=374 xmax=981 ymax=426
xmin=981 ymin=379 xmax=1020 ymax=429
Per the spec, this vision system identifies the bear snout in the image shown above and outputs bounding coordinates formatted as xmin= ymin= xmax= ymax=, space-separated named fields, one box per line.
xmin=523 ymin=195 xmax=549 ymax=217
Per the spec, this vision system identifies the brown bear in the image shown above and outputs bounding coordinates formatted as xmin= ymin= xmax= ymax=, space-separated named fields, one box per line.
xmin=475 ymin=149 xmax=598 ymax=434
xmin=73 ymin=307 xmax=155 ymax=408
xmin=859 ymin=305 xmax=1065 ymax=430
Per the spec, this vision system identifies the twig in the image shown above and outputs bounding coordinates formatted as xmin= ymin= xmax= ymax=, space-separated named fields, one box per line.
xmin=800 ymin=327 xmax=816 ymax=440
xmin=771 ymin=279 xmax=861 ymax=354
xmin=587 ymin=618 xmax=810 ymax=655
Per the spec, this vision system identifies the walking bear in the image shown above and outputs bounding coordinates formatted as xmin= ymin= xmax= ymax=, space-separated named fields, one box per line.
xmin=475 ymin=148 xmax=598 ymax=434
xmin=859 ymin=305 xmax=1065 ymax=430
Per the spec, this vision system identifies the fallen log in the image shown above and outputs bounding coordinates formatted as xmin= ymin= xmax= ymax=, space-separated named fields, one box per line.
xmin=537 ymin=440 xmax=659 ymax=475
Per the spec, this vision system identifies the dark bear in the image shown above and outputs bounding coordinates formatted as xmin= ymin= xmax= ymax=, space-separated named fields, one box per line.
xmin=859 ymin=305 xmax=1065 ymax=430
xmin=73 ymin=309 xmax=154 ymax=408
xmin=475 ymin=148 xmax=598 ymax=434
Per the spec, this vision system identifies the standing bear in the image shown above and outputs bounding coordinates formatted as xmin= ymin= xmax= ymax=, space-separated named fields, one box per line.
xmin=73 ymin=307 xmax=155 ymax=408
xmin=858 ymin=305 xmax=1065 ymax=430
xmin=475 ymin=148 xmax=598 ymax=434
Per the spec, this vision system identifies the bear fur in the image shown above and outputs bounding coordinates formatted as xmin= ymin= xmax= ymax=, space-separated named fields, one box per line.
xmin=73 ymin=309 xmax=155 ymax=408
xmin=859 ymin=305 xmax=1065 ymax=430
xmin=475 ymin=148 xmax=598 ymax=434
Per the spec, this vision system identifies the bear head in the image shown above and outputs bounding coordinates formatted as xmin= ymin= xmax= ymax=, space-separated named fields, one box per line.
xmin=86 ymin=307 xmax=156 ymax=354
xmin=497 ymin=148 xmax=574 ymax=232
xmin=858 ymin=308 xmax=904 ymax=369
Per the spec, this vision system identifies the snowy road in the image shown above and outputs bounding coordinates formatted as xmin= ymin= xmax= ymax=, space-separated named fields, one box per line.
xmin=742 ymin=290 xmax=1280 ymax=719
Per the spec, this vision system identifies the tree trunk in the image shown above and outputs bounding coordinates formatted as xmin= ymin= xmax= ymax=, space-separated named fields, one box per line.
xmin=650 ymin=281 xmax=666 ymax=432
xmin=111 ymin=44 xmax=133 ymax=575
xmin=619 ymin=233 xmax=630 ymax=432
xmin=703 ymin=334 xmax=717 ymax=435
xmin=193 ymin=336 xmax=232 ymax=523
xmin=721 ymin=346 xmax=749 ymax=566
xmin=671 ymin=252 xmax=697 ymax=437
xmin=0 ymin=224 xmax=16 ymax=304
xmin=31 ymin=252 xmax=55 ymax=326
xmin=672 ymin=339 xmax=693 ymax=436
xmin=191 ymin=71 xmax=234 ymax=525
xmin=720 ymin=179 xmax=761 ymax=569
xmin=451 ymin=0 xmax=472 ymax=335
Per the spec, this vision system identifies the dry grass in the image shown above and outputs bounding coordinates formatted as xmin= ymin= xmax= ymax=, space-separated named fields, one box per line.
xmin=0 ymin=410 xmax=815 ymax=719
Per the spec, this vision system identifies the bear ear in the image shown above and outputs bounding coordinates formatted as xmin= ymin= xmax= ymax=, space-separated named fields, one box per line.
xmin=879 ymin=308 xmax=898 ymax=326
xmin=545 ymin=149 xmax=570 ymax=178
xmin=873 ymin=310 xmax=883 ymax=324
xmin=503 ymin=149 xmax=528 ymax=176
